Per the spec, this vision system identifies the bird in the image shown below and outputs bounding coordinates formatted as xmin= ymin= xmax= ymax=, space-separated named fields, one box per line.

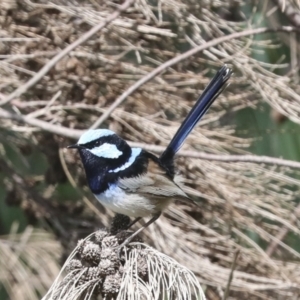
xmin=68 ymin=65 xmax=232 ymax=249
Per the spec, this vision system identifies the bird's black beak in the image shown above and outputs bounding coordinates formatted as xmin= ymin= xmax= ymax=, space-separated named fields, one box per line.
xmin=67 ymin=144 xmax=80 ymax=149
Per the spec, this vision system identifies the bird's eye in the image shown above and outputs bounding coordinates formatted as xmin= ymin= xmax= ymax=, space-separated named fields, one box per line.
xmin=95 ymin=140 xmax=100 ymax=146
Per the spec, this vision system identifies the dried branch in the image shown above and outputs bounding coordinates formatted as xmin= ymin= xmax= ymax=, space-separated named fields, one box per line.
xmin=2 ymin=106 xmax=300 ymax=170
xmin=0 ymin=107 xmax=81 ymax=138
xmin=129 ymin=142 xmax=300 ymax=169
xmin=266 ymin=203 xmax=300 ymax=256
xmin=272 ymin=0 xmax=300 ymax=27
xmin=223 ymin=250 xmax=240 ymax=300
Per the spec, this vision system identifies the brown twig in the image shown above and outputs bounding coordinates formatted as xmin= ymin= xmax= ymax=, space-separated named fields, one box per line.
xmin=266 ymin=203 xmax=300 ymax=256
xmin=90 ymin=26 xmax=300 ymax=129
xmin=129 ymin=142 xmax=300 ymax=169
xmin=2 ymin=107 xmax=300 ymax=170
xmin=0 ymin=0 xmax=135 ymax=106
xmin=272 ymin=0 xmax=300 ymax=27
xmin=223 ymin=250 xmax=240 ymax=300
xmin=0 ymin=108 xmax=81 ymax=138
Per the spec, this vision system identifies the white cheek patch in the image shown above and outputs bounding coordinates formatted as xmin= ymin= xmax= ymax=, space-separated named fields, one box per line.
xmin=109 ymin=148 xmax=141 ymax=173
xmin=89 ymin=143 xmax=122 ymax=159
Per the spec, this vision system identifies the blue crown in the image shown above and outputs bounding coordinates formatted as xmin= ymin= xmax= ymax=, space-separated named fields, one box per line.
xmin=78 ymin=129 xmax=114 ymax=145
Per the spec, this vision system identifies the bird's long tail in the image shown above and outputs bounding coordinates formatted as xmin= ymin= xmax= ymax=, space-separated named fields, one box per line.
xmin=160 ymin=65 xmax=232 ymax=171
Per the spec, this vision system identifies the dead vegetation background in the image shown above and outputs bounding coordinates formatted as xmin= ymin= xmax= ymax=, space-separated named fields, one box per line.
xmin=1 ymin=0 xmax=300 ymax=299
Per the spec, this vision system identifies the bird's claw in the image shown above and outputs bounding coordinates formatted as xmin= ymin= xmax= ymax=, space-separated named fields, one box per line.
xmin=117 ymin=246 xmax=122 ymax=260
xmin=116 ymin=242 xmax=126 ymax=260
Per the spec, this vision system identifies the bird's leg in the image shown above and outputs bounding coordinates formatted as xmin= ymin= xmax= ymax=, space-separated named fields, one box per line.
xmin=117 ymin=212 xmax=161 ymax=258
xmin=126 ymin=217 xmax=142 ymax=230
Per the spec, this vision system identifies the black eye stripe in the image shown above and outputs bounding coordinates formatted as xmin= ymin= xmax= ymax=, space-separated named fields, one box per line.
xmin=81 ymin=134 xmax=122 ymax=150
xmin=83 ymin=139 xmax=103 ymax=149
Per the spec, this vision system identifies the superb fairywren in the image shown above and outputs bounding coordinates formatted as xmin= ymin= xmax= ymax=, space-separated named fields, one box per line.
xmin=68 ymin=65 xmax=232 ymax=248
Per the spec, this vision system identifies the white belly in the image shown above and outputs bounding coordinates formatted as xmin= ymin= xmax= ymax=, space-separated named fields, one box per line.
xmin=94 ymin=184 xmax=171 ymax=217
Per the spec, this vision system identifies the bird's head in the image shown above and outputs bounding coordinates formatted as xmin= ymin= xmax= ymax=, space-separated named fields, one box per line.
xmin=68 ymin=129 xmax=147 ymax=194
xmin=68 ymin=129 xmax=132 ymax=171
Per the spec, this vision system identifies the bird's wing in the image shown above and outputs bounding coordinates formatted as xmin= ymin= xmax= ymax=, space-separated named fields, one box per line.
xmin=118 ymin=157 xmax=188 ymax=200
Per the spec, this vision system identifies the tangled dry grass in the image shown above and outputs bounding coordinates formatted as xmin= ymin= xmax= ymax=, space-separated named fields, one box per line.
xmin=1 ymin=0 xmax=300 ymax=299
xmin=0 ymin=227 xmax=61 ymax=300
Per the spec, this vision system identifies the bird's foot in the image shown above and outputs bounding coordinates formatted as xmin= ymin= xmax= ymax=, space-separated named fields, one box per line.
xmin=116 ymin=237 xmax=132 ymax=260
xmin=116 ymin=243 xmax=125 ymax=260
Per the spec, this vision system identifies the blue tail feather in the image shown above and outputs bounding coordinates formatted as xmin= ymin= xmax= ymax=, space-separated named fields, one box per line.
xmin=160 ymin=65 xmax=232 ymax=170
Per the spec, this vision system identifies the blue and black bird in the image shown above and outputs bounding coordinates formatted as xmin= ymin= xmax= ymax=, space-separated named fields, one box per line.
xmin=68 ymin=65 xmax=232 ymax=247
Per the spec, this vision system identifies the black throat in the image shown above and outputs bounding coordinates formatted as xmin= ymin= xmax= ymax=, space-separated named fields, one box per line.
xmin=78 ymin=134 xmax=131 ymax=194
